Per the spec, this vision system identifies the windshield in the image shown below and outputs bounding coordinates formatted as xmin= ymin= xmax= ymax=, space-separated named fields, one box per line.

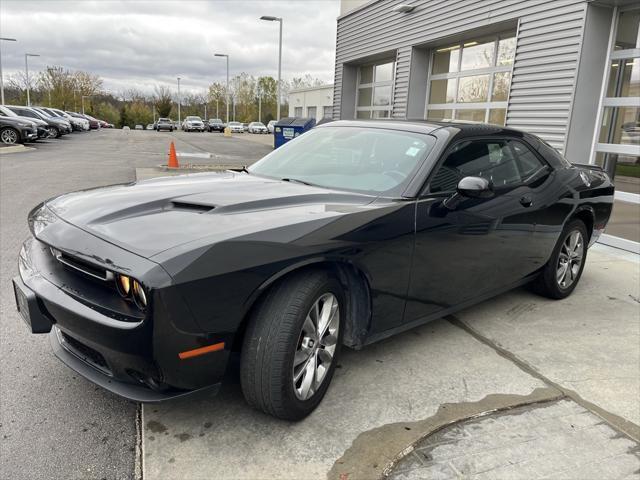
xmin=229 ymin=122 xmax=241 ymax=126
xmin=249 ymin=126 xmax=436 ymax=195
xmin=186 ymin=116 xmax=201 ymax=121
xmin=0 ymin=106 xmax=17 ymax=117
xmin=210 ymin=119 xmax=222 ymax=123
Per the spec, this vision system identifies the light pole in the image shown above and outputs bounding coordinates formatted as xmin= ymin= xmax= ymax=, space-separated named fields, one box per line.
xmin=0 ymin=37 xmax=17 ymax=105
xmin=214 ymin=53 xmax=229 ymax=124
xmin=204 ymin=102 xmax=207 ymax=121
xmin=25 ymin=53 xmax=40 ymax=106
xmin=257 ymin=87 xmax=262 ymax=123
xmin=260 ymin=16 xmax=283 ymax=121
xmin=73 ymin=89 xmax=79 ymax=111
xmin=177 ymin=77 xmax=181 ymax=126
xmin=81 ymin=95 xmax=91 ymax=115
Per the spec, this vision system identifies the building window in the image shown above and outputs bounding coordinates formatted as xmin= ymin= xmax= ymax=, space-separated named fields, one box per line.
xmin=426 ymin=32 xmax=515 ymax=125
xmin=322 ymin=106 xmax=332 ymax=118
xmin=294 ymin=106 xmax=302 ymax=117
xmin=307 ymin=106 xmax=317 ymax=118
xmin=356 ymin=60 xmax=395 ymax=119
xmin=594 ymin=9 xmax=640 ymax=195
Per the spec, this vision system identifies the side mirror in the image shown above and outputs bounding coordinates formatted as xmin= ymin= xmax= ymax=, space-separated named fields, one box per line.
xmin=442 ymin=176 xmax=493 ymax=210
xmin=457 ymin=176 xmax=494 ymax=198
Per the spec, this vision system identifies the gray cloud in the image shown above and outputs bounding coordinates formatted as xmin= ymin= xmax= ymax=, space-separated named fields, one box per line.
xmin=0 ymin=0 xmax=339 ymax=95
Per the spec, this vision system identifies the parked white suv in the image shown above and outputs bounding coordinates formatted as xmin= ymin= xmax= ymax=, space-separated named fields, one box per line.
xmin=182 ymin=116 xmax=205 ymax=132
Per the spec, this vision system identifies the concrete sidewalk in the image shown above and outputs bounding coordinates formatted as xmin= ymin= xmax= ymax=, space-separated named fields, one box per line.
xmin=142 ymin=244 xmax=639 ymax=480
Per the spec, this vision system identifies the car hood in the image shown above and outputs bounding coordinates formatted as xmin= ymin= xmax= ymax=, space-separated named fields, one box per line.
xmin=45 ymin=172 xmax=376 ymax=259
xmin=1 ymin=117 xmax=34 ymax=127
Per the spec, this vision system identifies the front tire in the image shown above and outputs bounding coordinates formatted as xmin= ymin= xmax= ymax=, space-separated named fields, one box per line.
xmin=0 ymin=127 xmax=19 ymax=145
xmin=240 ymin=270 xmax=343 ymax=420
xmin=532 ymin=219 xmax=588 ymax=299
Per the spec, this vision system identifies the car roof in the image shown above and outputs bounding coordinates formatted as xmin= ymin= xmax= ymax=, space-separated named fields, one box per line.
xmin=317 ymin=119 xmax=530 ymax=138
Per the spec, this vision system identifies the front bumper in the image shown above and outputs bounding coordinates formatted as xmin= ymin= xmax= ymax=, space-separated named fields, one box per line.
xmin=14 ymin=229 xmax=232 ymax=402
xmin=20 ymin=127 xmax=38 ymax=142
xmin=49 ymin=327 xmax=220 ymax=402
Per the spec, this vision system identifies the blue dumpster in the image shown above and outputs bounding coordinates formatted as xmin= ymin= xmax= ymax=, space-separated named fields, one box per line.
xmin=273 ymin=117 xmax=316 ymax=148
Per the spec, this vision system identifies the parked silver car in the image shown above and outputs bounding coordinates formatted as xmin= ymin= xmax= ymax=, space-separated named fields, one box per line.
xmin=248 ymin=121 xmax=268 ymax=134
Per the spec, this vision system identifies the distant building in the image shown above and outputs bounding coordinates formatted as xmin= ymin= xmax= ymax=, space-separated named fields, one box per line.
xmin=288 ymin=85 xmax=334 ymax=122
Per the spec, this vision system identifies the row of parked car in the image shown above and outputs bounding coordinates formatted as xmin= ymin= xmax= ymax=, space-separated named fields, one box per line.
xmin=136 ymin=117 xmax=277 ymax=134
xmin=0 ymin=105 xmax=113 ymax=145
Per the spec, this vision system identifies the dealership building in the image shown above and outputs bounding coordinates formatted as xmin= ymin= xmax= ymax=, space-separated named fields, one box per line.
xmin=333 ymin=0 xmax=639 ymax=250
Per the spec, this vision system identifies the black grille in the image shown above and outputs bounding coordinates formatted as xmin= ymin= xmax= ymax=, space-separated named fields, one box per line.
xmin=59 ymin=330 xmax=112 ymax=376
xmin=52 ymin=249 xmax=113 ymax=282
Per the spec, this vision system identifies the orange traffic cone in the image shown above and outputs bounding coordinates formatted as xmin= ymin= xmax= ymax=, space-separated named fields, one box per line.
xmin=168 ymin=141 xmax=179 ymax=168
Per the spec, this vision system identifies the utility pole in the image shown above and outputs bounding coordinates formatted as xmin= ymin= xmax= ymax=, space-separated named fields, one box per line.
xmin=214 ymin=53 xmax=230 ymax=123
xmin=0 ymin=37 xmax=17 ymax=105
xmin=260 ymin=16 xmax=283 ymax=120
xmin=25 ymin=53 xmax=40 ymax=106
xmin=177 ymin=77 xmax=181 ymax=125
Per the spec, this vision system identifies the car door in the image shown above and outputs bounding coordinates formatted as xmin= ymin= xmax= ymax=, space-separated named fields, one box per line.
xmin=403 ymin=137 xmax=543 ymax=323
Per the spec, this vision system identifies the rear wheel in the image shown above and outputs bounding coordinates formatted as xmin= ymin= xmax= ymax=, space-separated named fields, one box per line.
xmin=532 ymin=219 xmax=588 ymax=299
xmin=240 ymin=270 xmax=343 ymax=420
xmin=0 ymin=127 xmax=19 ymax=145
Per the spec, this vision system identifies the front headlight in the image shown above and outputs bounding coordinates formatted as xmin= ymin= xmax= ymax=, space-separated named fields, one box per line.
xmin=115 ymin=273 xmax=147 ymax=311
xmin=132 ymin=280 xmax=147 ymax=310
xmin=17 ymin=122 xmax=32 ymax=128
xmin=116 ymin=274 xmax=131 ymax=296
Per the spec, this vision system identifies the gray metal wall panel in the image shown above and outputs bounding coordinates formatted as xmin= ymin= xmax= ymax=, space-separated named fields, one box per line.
xmin=334 ymin=0 xmax=589 ymax=152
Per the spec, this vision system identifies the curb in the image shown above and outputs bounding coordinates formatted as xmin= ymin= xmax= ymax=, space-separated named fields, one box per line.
xmin=0 ymin=144 xmax=35 ymax=154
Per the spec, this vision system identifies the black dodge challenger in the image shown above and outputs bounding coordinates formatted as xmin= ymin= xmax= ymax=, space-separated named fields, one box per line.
xmin=13 ymin=120 xmax=614 ymax=420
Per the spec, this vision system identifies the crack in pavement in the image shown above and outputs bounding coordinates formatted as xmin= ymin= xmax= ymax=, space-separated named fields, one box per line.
xmin=327 ymin=314 xmax=639 ymax=480
xmin=447 ymin=315 xmax=640 ymax=443
xmin=328 ymin=388 xmax=562 ymax=480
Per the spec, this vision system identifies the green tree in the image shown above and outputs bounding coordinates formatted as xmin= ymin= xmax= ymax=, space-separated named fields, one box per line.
xmin=153 ymin=85 xmax=173 ymax=118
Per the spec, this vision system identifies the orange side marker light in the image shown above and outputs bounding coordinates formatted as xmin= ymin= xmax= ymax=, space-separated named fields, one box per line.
xmin=178 ymin=342 xmax=225 ymax=360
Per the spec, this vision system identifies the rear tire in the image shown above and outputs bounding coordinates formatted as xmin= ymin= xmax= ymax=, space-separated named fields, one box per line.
xmin=240 ymin=270 xmax=343 ymax=420
xmin=531 ymin=219 xmax=588 ymax=299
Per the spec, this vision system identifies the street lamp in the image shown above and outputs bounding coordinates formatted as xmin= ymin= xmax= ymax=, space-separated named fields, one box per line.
xmin=260 ymin=15 xmax=283 ymax=121
xmin=177 ymin=77 xmax=181 ymax=126
xmin=73 ymin=89 xmax=79 ymax=111
xmin=25 ymin=53 xmax=40 ymax=106
xmin=81 ymin=95 xmax=91 ymax=115
xmin=214 ymin=53 xmax=229 ymax=124
xmin=0 ymin=37 xmax=17 ymax=105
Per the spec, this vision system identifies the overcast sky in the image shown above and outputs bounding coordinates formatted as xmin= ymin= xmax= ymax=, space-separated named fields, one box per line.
xmin=0 ymin=0 xmax=339 ymax=95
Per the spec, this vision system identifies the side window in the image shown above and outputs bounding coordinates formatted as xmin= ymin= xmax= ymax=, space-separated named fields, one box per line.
xmin=509 ymin=140 xmax=546 ymax=179
xmin=429 ymin=139 xmax=522 ymax=193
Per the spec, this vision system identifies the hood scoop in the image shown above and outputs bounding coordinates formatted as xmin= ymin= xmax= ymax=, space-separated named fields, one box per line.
xmin=170 ymin=201 xmax=215 ymax=213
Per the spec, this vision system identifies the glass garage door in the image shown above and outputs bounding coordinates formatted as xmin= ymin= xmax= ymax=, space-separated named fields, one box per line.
xmin=592 ymin=8 xmax=640 ymax=251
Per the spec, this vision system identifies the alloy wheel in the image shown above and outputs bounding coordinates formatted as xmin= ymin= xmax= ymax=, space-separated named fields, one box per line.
xmin=1 ymin=129 xmax=18 ymax=144
xmin=47 ymin=127 xmax=57 ymax=138
xmin=292 ymin=293 xmax=340 ymax=401
xmin=557 ymin=230 xmax=584 ymax=289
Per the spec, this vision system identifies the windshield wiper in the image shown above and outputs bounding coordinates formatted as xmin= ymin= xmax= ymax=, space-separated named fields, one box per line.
xmin=281 ymin=177 xmax=314 ymax=186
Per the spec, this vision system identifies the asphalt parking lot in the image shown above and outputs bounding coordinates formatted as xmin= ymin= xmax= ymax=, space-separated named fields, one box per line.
xmin=1 ymin=129 xmax=638 ymax=479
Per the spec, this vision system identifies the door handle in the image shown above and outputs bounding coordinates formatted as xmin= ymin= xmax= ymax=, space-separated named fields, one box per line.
xmin=519 ymin=196 xmax=532 ymax=208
